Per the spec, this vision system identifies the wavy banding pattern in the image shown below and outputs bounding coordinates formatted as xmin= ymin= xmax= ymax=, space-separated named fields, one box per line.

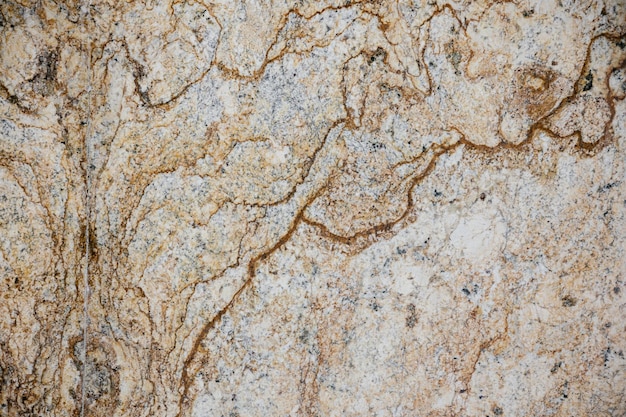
xmin=0 ymin=0 xmax=625 ymax=416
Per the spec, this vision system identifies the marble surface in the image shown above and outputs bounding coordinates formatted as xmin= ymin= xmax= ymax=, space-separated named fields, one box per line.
xmin=1 ymin=0 xmax=625 ymax=416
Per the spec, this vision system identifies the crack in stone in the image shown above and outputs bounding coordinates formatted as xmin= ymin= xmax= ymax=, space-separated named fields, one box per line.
xmin=80 ymin=0 xmax=93 ymax=416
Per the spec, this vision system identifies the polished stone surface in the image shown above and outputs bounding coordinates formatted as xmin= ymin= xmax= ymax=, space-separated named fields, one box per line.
xmin=0 ymin=0 xmax=625 ymax=416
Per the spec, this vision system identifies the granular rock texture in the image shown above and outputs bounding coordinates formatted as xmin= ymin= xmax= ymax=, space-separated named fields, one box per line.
xmin=0 ymin=0 xmax=625 ymax=416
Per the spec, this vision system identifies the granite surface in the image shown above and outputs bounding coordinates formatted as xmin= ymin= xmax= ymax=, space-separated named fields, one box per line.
xmin=1 ymin=0 xmax=625 ymax=416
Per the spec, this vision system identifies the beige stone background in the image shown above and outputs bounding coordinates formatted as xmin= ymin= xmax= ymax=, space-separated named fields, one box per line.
xmin=1 ymin=0 xmax=625 ymax=416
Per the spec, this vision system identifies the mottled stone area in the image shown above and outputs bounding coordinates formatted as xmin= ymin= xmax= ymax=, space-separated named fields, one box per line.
xmin=1 ymin=0 xmax=625 ymax=416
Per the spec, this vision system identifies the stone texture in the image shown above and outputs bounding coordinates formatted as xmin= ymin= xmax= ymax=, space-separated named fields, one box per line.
xmin=1 ymin=0 xmax=625 ymax=416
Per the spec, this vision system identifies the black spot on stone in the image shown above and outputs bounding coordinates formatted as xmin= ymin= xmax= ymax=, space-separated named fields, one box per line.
xmin=369 ymin=47 xmax=386 ymax=64
xmin=604 ymin=347 xmax=611 ymax=365
xmin=406 ymin=304 xmax=418 ymax=328
xmin=598 ymin=181 xmax=619 ymax=193
xmin=43 ymin=51 xmax=58 ymax=82
xmin=299 ymin=329 xmax=310 ymax=344
xmin=561 ymin=295 xmax=576 ymax=307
